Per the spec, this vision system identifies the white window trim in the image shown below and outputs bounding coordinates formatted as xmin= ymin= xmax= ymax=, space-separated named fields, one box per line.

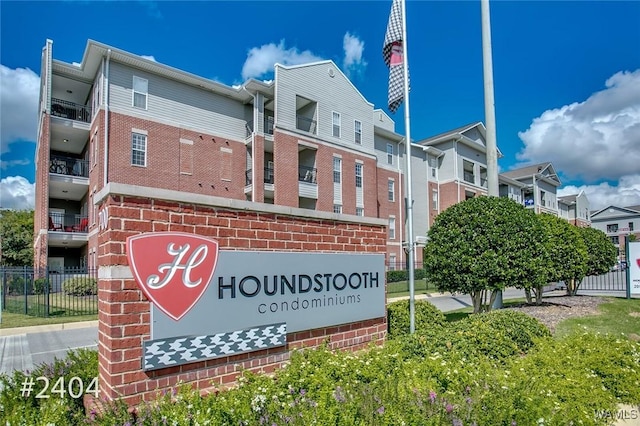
xmin=131 ymin=132 xmax=147 ymax=167
xmin=386 ymin=143 xmax=393 ymax=165
xmin=388 ymin=179 xmax=395 ymax=202
xmin=333 ymin=156 xmax=342 ymax=184
xmin=389 ymin=216 xmax=396 ymax=240
xmin=355 ymin=163 xmax=363 ymax=188
xmin=332 ymin=111 xmax=341 ymax=138
xmin=354 ymin=120 xmax=362 ymax=145
xmin=132 ymin=76 xmax=148 ymax=110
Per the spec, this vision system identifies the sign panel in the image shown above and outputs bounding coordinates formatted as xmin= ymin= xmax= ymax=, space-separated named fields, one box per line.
xmin=126 ymin=233 xmax=386 ymax=370
xmin=629 ymin=241 xmax=640 ymax=296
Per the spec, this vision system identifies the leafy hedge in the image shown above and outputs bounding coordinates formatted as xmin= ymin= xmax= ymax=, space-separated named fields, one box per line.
xmin=2 ymin=316 xmax=638 ymax=425
xmin=63 ymin=276 xmax=97 ymax=296
xmin=386 ymin=268 xmax=426 ymax=283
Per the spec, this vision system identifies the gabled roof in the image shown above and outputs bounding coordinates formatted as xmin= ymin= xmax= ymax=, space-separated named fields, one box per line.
xmin=415 ymin=122 xmax=503 ymax=158
xmin=558 ymin=194 xmax=577 ymax=204
xmin=501 ymin=162 xmax=561 ymax=187
xmin=274 ymin=60 xmax=374 ymax=108
xmin=590 ymin=205 xmax=640 ymax=218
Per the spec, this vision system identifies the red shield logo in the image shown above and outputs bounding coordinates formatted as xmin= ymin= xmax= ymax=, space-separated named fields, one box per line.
xmin=126 ymin=232 xmax=219 ymax=321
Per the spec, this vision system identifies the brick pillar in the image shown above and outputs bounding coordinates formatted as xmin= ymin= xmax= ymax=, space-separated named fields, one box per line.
xmin=273 ymin=132 xmax=298 ymax=207
xmin=253 ymin=135 xmax=265 ymax=203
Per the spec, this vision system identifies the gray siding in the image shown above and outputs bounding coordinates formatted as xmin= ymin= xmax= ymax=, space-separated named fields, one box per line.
xmin=410 ymin=145 xmax=429 ymax=238
xmin=108 ymin=62 xmax=247 ymax=140
xmin=275 ymin=63 xmax=375 ymax=154
xmin=373 ymin=110 xmax=396 ymax=132
xmin=374 ymin=134 xmax=400 ymax=169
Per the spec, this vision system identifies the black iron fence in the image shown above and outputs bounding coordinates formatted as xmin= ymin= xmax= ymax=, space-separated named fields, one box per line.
xmin=1 ymin=267 xmax=98 ymax=318
xmin=49 ymin=211 xmax=89 ymax=233
xmin=298 ymin=165 xmax=317 ymax=184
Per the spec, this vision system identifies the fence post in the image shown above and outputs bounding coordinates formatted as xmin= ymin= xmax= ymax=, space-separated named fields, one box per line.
xmin=23 ymin=265 xmax=28 ymax=315
xmin=625 ymin=238 xmax=631 ymax=300
xmin=45 ymin=266 xmax=50 ymax=317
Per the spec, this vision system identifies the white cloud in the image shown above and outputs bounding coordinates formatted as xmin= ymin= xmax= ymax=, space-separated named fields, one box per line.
xmin=558 ymin=174 xmax=640 ymax=211
xmin=517 ymin=69 xmax=640 ymax=182
xmin=0 ymin=176 xmax=35 ymax=210
xmin=140 ymin=55 xmax=157 ymax=62
xmin=0 ymin=65 xmax=39 ymax=154
xmin=342 ymin=32 xmax=367 ymax=78
xmin=241 ymin=40 xmax=323 ymax=80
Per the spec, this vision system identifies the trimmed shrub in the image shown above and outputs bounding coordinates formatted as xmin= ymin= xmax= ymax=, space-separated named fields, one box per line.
xmin=62 ymin=276 xmax=97 ymax=296
xmin=471 ymin=309 xmax=551 ymax=351
xmin=387 ymin=299 xmax=446 ymax=338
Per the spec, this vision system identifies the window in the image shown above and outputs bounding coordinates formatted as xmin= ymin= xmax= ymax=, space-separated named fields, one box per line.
xmin=333 ymin=157 xmax=341 ymax=183
xmin=432 ymin=189 xmax=438 ymax=210
xmin=389 ymin=255 xmax=397 ymax=271
xmin=389 ymin=216 xmax=396 ymax=239
xmin=463 ymin=160 xmax=475 ymax=184
xmin=540 ymin=190 xmax=547 ymax=207
xmin=332 ymin=112 xmax=341 ymax=138
xmin=356 ymin=207 xmax=364 ymax=216
xmin=386 ymin=143 xmax=393 ymax=165
xmin=133 ymin=76 xmax=148 ymax=109
xmin=354 ymin=120 xmax=362 ymax=144
xmin=610 ymin=236 xmax=619 ymax=245
xmin=388 ymin=179 xmax=395 ymax=202
xmin=607 ymin=224 xmax=618 ymax=233
xmin=333 ymin=204 xmax=342 ymax=214
xmin=630 ymin=222 xmax=634 ymax=231
xmin=131 ymin=132 xmax=147 ymax=166
xmin=355 ymin=163 xmax=363 ymax=188
xmin=91 ymin=130 xmax=98 ymax=167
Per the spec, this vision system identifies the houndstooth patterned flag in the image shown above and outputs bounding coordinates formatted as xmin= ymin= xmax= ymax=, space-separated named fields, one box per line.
xmin=383 ymin=0 xmax=409 ymax=114
xmin=142 ymin=323 xmax=287 ymax=371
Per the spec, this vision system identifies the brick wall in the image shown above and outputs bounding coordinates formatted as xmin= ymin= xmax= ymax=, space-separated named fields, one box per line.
xmin=96 ymin=190 xmax=387 ymax=406
xmin=34 ymin=114 xmax=51 ymax=269
xmin=106 ymin=113 xmax=247 ymax=200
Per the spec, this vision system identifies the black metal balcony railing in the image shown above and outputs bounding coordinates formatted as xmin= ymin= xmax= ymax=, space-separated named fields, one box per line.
xmin=245 ymin=166 xmax=275 ymax=186
xmin=51 ymin=98 xmax=91 ymax=123
xmin=50 ymin=155 xmax=89 ymax=178
xmin=298 ymin=165 xmax=317 ymax=184
xmin=296 ymin=115 xmax=317 ymax=134
xmin=48 ymin=211 xmax=89 ymax=233
xmin=463 ymin=171 xmax=475 ymax=184
xmin=245 ymin=116 xmax=275 ymax=137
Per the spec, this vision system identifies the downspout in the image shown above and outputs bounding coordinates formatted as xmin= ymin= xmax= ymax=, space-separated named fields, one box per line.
xmin=103 ymin=49 xmax=111 ymax=188
xmin=454 ymin=138 xmax=461 ymax=203
xmin=242 ymin=86 xmax=257 ymax=202
xmin=398 ymin=138 xmax=404 ymax=267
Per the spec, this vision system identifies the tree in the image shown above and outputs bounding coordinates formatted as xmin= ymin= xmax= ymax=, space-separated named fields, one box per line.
xmin=0 ymin=209 xmax=34 ymax=266
xmin=578 ymin=226 xmax=617 ymax=276
xmin=536 ymin=214 xmax=587 ymax=297
xmin=423 ymin=197 xmax=546 ymax=313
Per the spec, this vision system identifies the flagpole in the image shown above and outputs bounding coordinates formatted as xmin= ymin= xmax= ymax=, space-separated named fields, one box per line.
xmin=481 ymin=0 xmax=502 ymax=309
xmin=399 ymin=0 xmax=416 ymax=334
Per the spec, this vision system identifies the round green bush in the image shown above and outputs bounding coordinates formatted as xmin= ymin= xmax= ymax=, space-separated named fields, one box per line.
xmin=62 ymin=276 xmax=97 ymax=296
xmin=387 ymin=299 xmax=446 ymax=338
xmin=472 ymin=309 xmax=551 ymax=352
xmin=33 ymin=278 xmax=50 ymax=295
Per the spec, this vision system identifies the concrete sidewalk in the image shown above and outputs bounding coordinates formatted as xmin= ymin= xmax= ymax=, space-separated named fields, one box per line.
xmin=0 ymin=319 xmax=98 ymax=337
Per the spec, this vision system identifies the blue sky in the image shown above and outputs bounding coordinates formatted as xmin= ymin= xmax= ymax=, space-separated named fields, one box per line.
xmin=1 ymin=0 xmax=639 ymax=210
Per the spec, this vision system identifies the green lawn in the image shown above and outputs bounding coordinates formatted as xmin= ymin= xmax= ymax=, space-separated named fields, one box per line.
xmin=1 ymin=292 xmax=97 ymax=328
xmin=387 ymin=279 xmax=439 ymax=298
xmin=0 ymin=311 xmax=97 ymax=329
xmin=554 ymin=297 xmax=640 ymax=339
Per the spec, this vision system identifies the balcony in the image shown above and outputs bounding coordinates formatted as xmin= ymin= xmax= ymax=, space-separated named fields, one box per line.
xmin=298 ymin=165 xmax=317 ymax=184
xmin=246 ymin=116 xmax=275 ymax=137
xmin=48 ymin=212 xmax=89 ymax=234
xmin=296 ymin=116 xmax=317 ymax=134
xmin=51 ymin=98 xmax=91 ymax=123
xmin=245 ymin=165 xmax=275 ymax=185
xmin=50 ymin=155 xmax=89 ymax=178
xmin=463 ymin=171 xmax=475 ymax=184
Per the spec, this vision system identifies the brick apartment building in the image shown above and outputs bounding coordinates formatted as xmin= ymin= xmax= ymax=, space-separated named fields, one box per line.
xmin=33 ymin=39 xmax=405 ymax=271
xmin=34 ymin=39 xmax=588 ymax=273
